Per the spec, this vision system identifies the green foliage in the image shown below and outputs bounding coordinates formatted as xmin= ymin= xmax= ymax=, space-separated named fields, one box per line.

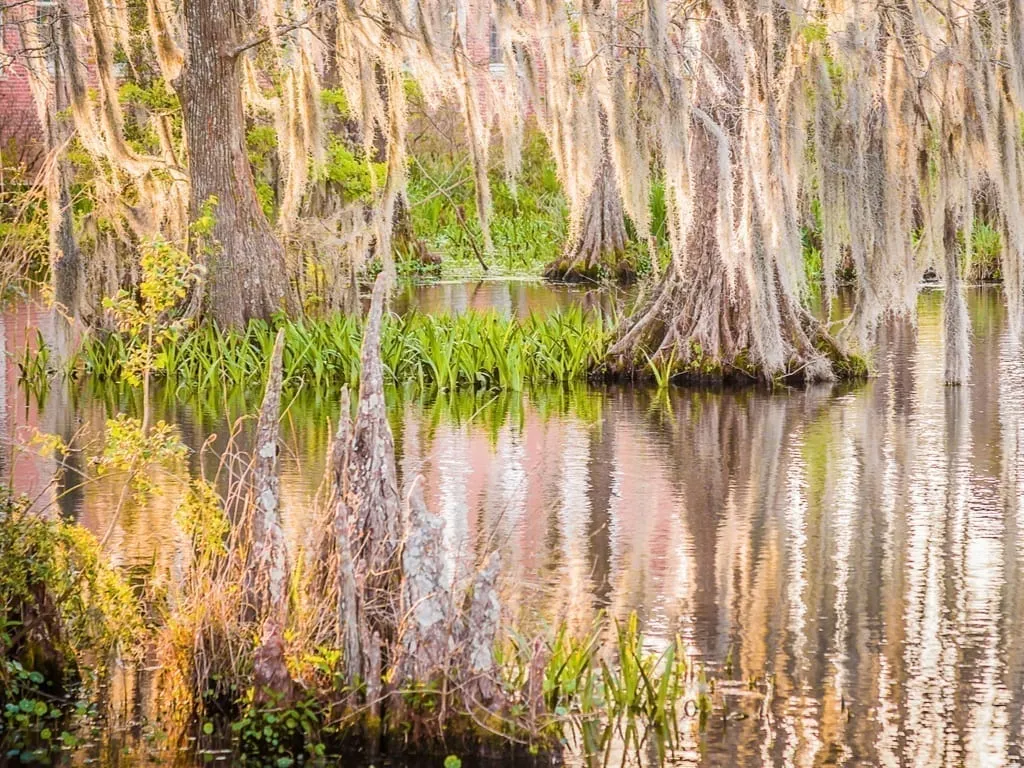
xmin=407 ymin=131 xmax=569 ymax=276
xmin=231 ymin=694 xmax=324 ymax=764
xmin=0 ymin=151 xmax=52 ymax=289
xmin=175 ymin=480 xmax=230 ymax=567
xmin=94 ymin=414 xmax=187 ymax=493
xmin=0 ymin=492 xmax=143 ymax=691
xmin=16 ymin=332 xmax=51 ymax=396
xmin=801 ymin=22 xmax=828 ymax=44
xmin=970 ymin=220 xmax=1002 ymax=280
xmin=319 ymin=87 xmax=350 ymax=117
xmin=117 ymin=79 xmax=183 ymax=156
xmin=102 ymin=236 xmax=199 ymax=386
xmin=119 ymin=80 xmax=179 ymax=113
xmin=406 ymin=130 xmax=670 ymax=279
xmin=77 ymin=307 xmax=610 ymax=394
xmin=320 ymin=140 xmax=385 ymax=203
xmin=246 ymin=125 xmax=279 ymax=167
xmin=1 ymin=677 xmax=90 ymax=765
xmin=500 ymin=612 xmax=706 ymax=755
xmin=191 ymin=195 xmax=219 ymax=241
xmin=256 ymin=181 xmax=276 ymax=219
xmin=803 ymin=243 xmax=823 ymax=284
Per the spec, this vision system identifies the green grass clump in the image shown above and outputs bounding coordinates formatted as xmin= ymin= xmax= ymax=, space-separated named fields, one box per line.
xmin=499 ymin=612 xmax=711 ymax=759
xmin=74 ymin=307 xmax=611 ymax=394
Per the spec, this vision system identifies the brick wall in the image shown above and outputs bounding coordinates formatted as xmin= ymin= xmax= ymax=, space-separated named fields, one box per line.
xmin=461 ymin=3 xmax=545 ymax=123
xmin=0 ymin=3 xmax=46 ymax=167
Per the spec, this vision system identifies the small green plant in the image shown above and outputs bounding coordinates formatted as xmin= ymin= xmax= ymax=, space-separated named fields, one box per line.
xmin=93 ymin=236 xmax=196 ymax=546
xmin=644 ymin=347 xmax=678 ymax=389
xmin=231 ymin=693 xmax=324 ymax=765
xmin=970 ymin=221 xmax=1002 ymax=280
xmin=499 ymin=612 xmax=708 ymax=757
xmin=102 ymin=236 xmax=200 ymax=422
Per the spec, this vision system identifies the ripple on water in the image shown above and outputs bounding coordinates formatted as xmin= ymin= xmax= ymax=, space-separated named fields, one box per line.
xmin=6 ymin=285 xmax=1024 ymax=766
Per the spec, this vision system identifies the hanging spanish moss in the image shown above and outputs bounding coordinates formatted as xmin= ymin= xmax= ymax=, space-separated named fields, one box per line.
xmin=14 ymin=0 xmax=1024 ymax=379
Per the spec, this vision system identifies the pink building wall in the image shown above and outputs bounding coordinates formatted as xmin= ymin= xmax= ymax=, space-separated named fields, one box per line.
xmin=0 ymin=2 xmax=46 ymax=165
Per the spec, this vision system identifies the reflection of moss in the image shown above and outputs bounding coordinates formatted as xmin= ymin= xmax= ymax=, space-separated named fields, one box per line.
xmin=801 ymin=414 xmax=833 ymax=514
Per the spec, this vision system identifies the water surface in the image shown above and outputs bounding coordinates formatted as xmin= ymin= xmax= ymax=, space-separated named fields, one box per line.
xmin=3 ymin=283 xmax=1023 ymax=766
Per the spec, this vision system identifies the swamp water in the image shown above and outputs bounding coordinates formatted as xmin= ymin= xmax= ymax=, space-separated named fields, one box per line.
xmin=2 ymin=281 xmax=1024 ymax=766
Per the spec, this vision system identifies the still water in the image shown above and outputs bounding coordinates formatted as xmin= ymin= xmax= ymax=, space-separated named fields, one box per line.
xmin=3 ymin=282 xmax=1024 ymax=766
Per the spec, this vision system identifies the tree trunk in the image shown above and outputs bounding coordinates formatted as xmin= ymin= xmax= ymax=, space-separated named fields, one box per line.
xmin=49 ymin=3 xmax=81 ymax=320
xmin=176 ymin=0 xmax=290 ymax=328
xmin=605 ymin=12 xmax=841 ymax=383
xmin=246 ymin=329 xmax=294 ymax=704
xmin=545 ymin=143 xmax=631 ymax=284
xmin=0 ymin=315 xmax=7 ymax=481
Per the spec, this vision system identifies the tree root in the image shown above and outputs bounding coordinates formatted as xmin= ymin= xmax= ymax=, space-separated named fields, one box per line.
xmin=601 ymin=267 xmax=867 ymax=386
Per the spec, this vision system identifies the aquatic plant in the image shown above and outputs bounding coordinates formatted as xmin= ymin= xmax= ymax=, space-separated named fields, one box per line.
xmin=147 ymin=276 xmax=711 ymax=764
xmin=0 ymin=489 xmax=144 ymax=763
xmin=73 ymin=306 xmax=611 ymax=394
xmin=497 ymin=612 xmax=707 ymax=760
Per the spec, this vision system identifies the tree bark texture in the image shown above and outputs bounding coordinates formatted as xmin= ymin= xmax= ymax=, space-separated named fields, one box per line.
xmin=49 ymin=3 xmax=82 ymax=319
xmin=176 ymin=0 xmax=290 ymax=328
xmin=299 ymin=274 xmax=506 ymax=734
xmin=546 ymin=143 xmax=630 ymax=283
xmin=245 ymin=329 xmax=294 ymax=702
xmin=606 ymin=14 xmax=836 ymax=382
xmin=245 ymin=330 xmax=290 ymax=621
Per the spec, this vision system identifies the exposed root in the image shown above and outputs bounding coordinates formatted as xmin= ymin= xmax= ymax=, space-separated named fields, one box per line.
xmin=544 ymin=141 xmax=633 ymax=285
xmin=605 ymin=265 xmax=860 ymax=385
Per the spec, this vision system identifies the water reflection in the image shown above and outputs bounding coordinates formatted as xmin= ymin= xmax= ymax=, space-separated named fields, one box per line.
xmin=392 ymin=278 xmax=628 ymax=319
xmin=5 ymin=287 xmax=1024 ymax=765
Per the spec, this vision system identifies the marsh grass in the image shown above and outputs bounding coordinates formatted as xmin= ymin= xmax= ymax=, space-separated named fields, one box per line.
xmin=500 ymin=612 xmax=712 ymax=762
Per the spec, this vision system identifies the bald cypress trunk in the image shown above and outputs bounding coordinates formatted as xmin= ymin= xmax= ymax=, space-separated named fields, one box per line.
xmin=546 ymin=121 xmax=631 ymax=284
xmin=176 ymin=0 xmax=290 ymax=328
xmin=606 ymin=10 xmax=842 ymax=383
